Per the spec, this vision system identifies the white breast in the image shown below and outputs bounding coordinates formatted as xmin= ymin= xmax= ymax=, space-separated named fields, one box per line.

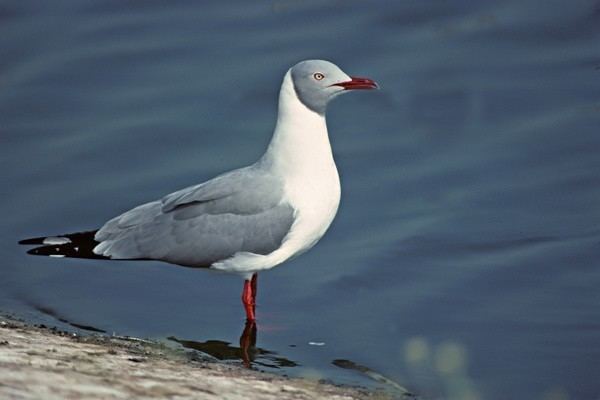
xmin=211 ymin=70 xmax=341 ymax=275
xmin=280 ymin=150 xmax=341 ymax=257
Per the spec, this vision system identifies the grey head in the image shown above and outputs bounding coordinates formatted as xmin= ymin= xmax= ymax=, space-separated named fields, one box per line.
xmin=290 ymin=59 xmax=378 ymax=114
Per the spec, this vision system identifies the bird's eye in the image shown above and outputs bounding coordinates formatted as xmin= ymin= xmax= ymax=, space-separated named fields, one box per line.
xmin=313 ymin=73 xmax=325 ymax=81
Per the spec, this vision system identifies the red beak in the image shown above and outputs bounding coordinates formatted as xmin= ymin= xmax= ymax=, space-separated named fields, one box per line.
xmin=332 ymin=76 xmax=379 ymax=90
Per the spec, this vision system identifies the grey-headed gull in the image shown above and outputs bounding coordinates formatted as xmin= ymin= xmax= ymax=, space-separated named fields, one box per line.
xmin=20 ymin=60 xmax=378 ymax=322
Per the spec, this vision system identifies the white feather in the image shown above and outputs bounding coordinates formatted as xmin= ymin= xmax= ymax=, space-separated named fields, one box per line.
xmin=211 ymin=70 xmax=341 ymax=274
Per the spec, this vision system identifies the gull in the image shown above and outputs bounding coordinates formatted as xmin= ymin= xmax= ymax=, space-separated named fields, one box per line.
xmin=19 ymin=60 xmax=378 ymax=322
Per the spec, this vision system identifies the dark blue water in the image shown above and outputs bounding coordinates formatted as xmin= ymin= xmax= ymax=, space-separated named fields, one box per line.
xmin=2 ymin=1 xmax=600 ymax=398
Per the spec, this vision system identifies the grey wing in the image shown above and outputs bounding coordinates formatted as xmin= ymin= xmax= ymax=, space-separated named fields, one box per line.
xmin=93 ymin=167 xmax=295 ymax=267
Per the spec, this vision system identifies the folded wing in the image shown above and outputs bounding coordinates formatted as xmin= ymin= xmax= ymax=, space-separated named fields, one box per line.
xmin=94 ymin=166 xmax=295 ymax=267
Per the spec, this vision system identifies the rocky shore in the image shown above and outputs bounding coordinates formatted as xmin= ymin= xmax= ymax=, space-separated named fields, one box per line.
xmin=0 ymin=316 xmax=391 ymax=399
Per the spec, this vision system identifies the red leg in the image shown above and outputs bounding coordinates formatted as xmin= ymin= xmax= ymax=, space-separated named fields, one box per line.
xmin=251 ymin=273 xmax=258 ymax=305
xmin=242 ymin=279 xmax=256 ymax=322
xmin=239 ymin=320 xmax=257 ymax=368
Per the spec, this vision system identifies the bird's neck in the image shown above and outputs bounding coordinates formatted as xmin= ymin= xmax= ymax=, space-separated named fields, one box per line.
xmin=261 ymin=70 xmax=334 ymax=176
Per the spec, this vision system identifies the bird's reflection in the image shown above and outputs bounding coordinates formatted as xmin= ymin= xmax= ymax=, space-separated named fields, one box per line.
xmin=169 ymin=320 xmax=297 ymax=369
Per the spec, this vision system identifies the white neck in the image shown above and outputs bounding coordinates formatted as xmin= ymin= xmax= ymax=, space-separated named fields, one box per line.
xmin=260 ymin=70 xmax=334 ymax=176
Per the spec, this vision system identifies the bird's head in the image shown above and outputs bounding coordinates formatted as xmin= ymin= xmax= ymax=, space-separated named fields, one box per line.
xmin=290 ymin=59 xmax=378 ymax=114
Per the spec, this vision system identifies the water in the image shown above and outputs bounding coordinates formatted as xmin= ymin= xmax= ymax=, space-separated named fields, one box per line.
xmin=2 ymin=1 xmax=600 ymax=398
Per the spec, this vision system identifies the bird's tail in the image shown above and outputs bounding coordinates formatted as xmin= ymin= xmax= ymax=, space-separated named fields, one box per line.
xmin=18 ymin=230 xmax=109 ymax=260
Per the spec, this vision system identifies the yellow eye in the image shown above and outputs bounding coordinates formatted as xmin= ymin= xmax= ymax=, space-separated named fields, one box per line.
xmin=313 ymin=72 xmax=325 ymax=81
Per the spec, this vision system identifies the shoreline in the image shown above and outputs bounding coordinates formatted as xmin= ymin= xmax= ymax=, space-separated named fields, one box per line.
xmin=0 ymin=314 xmax=393 ymax=399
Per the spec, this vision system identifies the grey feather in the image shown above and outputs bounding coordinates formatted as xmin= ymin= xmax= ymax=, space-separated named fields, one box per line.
xmin=94 ymin=165 xmax=295 ymax=267
xmin=290 ymin=60 xmax=350 ymax=114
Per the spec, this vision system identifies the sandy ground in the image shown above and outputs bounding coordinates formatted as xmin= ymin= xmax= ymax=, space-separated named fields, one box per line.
xmin=0 ymin=316 xmax=392 ymax=400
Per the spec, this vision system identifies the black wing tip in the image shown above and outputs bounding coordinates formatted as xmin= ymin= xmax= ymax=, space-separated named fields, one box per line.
xmin=25 ymin=244 xmax=110 ymax=260
xmin=19 ymin=237 xmax=47 ymax=245
xmin=26 ymin=247 xmax=44 ymax=256
xmin=26 ymin=245 xmax=66 ymax=257
xmin=19 ymin=230 xmax=109 ymax=260
xmin=19 ymin=230 xmax=99 ymax=244
xmin=25 ymin=244 xmax=67 ymax=257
